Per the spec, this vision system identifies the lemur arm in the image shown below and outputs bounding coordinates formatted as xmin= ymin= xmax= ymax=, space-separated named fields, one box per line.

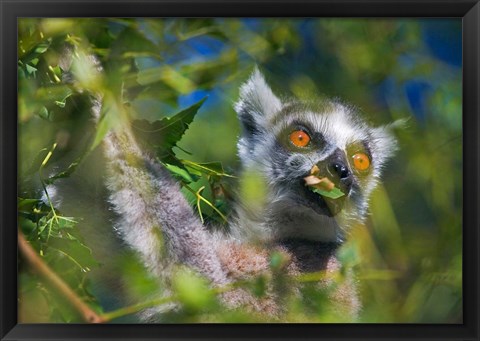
xmin=87 ymin=94 xmax=229 ymax=286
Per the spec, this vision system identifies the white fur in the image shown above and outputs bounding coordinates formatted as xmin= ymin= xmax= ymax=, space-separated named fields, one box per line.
xmin=235 ymin=68 xmax=282 ymax=121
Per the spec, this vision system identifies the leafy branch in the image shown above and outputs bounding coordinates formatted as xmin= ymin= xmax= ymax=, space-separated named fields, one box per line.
xmin=18 ymin=231 xmax=104 ymax=323
xmin=20 ymin=222 xmax=402 ymax=323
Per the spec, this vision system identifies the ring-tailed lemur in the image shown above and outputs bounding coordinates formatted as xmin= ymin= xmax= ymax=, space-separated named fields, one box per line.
xmin=62 ymin=50 xmax=397 ymax=319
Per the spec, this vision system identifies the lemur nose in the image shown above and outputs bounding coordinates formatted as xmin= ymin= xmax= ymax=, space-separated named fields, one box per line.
xmin=328 ymin=162 xmax=350 ymax=179
xmin=318 ymin=148 xmax=353 ymax=195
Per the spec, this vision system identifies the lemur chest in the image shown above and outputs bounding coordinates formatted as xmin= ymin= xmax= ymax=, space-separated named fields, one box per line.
xmin=215 ymin=240 xmax=353 ymax=318
xmin=269 ymin=205 xmax=341 ymax=242
xmin=216 ymin=240 xmax=341 ymax=280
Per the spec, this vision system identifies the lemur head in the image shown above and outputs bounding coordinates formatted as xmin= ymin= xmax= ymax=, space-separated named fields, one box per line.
xmin=234 ymin=69 xmax=397 ymax=243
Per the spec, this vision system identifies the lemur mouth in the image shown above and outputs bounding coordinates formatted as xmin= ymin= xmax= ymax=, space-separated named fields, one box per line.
xmin=298 ymin=165 xmax=347 ymax=217
xmin=300 ymin=183 xmax=345 ymax=217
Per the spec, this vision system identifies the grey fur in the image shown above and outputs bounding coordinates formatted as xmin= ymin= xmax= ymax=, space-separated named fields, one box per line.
xmin=102 ymin=130 xmax=229 ymax=285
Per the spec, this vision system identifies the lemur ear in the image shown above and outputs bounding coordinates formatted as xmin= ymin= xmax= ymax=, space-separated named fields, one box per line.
xmin=234 ymin=68 xmax=282 ymax=137
xmin=368 ymin=119 xmax=405 ymax=172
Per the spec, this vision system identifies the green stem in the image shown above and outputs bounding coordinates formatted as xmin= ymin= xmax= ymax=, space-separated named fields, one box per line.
xmin=100 ymin=295 xmax=177 ymax=322
xmin=183 ymin=184 xmax=228 ymax=223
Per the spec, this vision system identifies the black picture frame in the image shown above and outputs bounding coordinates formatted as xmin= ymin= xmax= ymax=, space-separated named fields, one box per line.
xmin=1 ymin=1 xmax=479 ymax=340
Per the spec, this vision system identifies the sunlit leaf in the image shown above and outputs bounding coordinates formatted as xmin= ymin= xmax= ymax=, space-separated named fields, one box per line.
xmin=172 ymin=267 xmax=216 ymax=312
xmin=90 ymin=93 xmax=127 ymax=152
xmin=46 ymin=132 xmax=93 ymax=184
xmin=46 ymin=236 xmax=99 ymax=272
xmin=25 ymin=64 xmax=37 ymax=75
xmin=137 ymin=65 xmax=196 ymax=94
xmin=111 ymin=27 xmax=159 ymax=59
xmin=163 ymin=163 xmax=195 ymax=184
xmin=18 ymin=197 xmax=42 ymax=208
xmin=309 ymin=186 xmax=345 ymax=200
xmin=182 ymin=160 xmax=234 ymax=178
xmin=131 ymin=97 xmax=206 ymax=159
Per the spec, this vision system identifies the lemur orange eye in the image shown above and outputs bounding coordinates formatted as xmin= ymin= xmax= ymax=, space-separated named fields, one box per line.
xmin=289 ymin=130 xmax=310 ymax=147
xmin=352 ymin=152 xmax=370 ymax=171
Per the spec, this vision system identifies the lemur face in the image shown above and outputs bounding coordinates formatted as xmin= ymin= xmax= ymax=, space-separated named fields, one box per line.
xmin=235 ymin=69 xmax=397 ymax=242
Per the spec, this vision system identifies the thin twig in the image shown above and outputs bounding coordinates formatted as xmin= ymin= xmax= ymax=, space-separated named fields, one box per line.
xmin=100 ymin=296 xmax=175 ymax=322
xmin=98 ymin=277 xmax=249 ymax=322
xmin=18 ymin=230 xmax=105 ymax=323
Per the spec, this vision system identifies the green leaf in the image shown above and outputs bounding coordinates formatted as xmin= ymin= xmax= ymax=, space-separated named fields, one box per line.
xmin=116 ymin=252 xmax=165 ymax=302
xmin=21 ymin=148 xmax=48 ymax=177
xmin=35 ymin=85 xmax=73 ymax=110
xmin=45 ymin=132 xmax=94 ymax=184
xmin=51 ymin=65 xmax=62 ymax=77
xmin=163 ymin=163 xmax=195 ymax=184
xmin=45 ymin=160 xmax=81 ymax=184
xmin=38 ymin=106 xmax=51 ymax=121
xmin=131 ymin=97 xmax=207 ymax=160
xmin=91 ymin=114 xmax=112 ymax=152
xmin=269 ymin=251 xmax=288 ymax=270
xmin=34 ymin=42 xmax=50 ymax=54
xmin=183 ymin=160 xmax=234 ymax=178
xmin=90 ymin=93 xmax=127 ymax=152
xmin=26 ymin=64 xmax=37 ymax=75
xmin=18 ymin=197 xmax=42 ymax=209
xmin=46 ymin=236 xmax=99 ymax=272
xmin=56 ymin=216 xmax=78 ymax=230
xmin=137 ymin=66 xmax=196 ymax=94
xmin=251 ymin=275 xmax=268 ymax=297
xmin=71 ymin=50 xmax=103 ymax=92
xmin=337 ymin=241 xmax=361 ymax=270
xmin=309 ymin=186 xmax=345 ymax=200
xmin=172 ymin=267 xmax=216 ymax=312
xmin=110 ymin=27 xmax=159 ymax=59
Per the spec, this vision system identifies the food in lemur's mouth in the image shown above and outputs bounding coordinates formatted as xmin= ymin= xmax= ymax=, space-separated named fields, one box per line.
xmin=304 ymin=165 xmax=345 ymax=199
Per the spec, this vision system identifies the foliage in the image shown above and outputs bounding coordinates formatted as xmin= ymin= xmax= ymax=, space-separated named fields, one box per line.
xmin=18 ymin=18 xmax=462 ymax=323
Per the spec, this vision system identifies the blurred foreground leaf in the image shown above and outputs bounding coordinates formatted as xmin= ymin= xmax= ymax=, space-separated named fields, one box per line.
xmin=172 ymin=268 xmax=216 ymax=312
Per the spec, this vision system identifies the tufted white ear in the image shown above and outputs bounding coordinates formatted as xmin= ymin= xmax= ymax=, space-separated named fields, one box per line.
xmin=368 ymin=120 xmax=403 ymax=173
xmin=234 ymin=68 xmax=282 ymax=138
